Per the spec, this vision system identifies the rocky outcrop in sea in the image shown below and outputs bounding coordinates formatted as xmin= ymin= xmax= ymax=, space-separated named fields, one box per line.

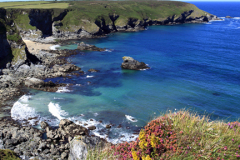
xmin=121 ymin=56 xmax=150 ymax=70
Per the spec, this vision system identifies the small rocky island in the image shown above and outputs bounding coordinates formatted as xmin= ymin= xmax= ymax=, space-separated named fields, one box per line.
xmin=121 ymin=56 xmax=150 ymax=70
xmin=77 ymin=42 xmax=105 ymax=51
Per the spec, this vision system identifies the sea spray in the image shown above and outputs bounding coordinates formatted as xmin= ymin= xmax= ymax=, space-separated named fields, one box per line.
xmin=56 ymin=87 xmax=72 ymax=93
xmin=50 ymin=45 xmax=60 ymax=50
xmin=48 ymin=102 xmax=68 ymax=120
xmin=11 ymin=95 xmax=39 ymax=124
xmin=125 ymin=115 xmax=138 ymax=122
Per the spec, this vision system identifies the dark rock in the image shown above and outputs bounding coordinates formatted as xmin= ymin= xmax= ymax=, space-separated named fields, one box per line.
xmin=77 ymin=42 xmax=105 ymax=51
xmin=106 ymin=125 xmax=111 ymax=129
xmin=121 ymin=56 xmax=150 ymax=70
xmin=88 ymin=68 xmax=100 ymax=72
xmin=59 ymin=119 xmax=73 ymax=129
xmin=88 ymin=126 xmax=96 ymax=130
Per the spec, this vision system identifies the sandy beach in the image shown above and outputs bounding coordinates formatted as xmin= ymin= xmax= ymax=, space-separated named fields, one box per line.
xmin=23 ymin=39 xmax=55 ymax=54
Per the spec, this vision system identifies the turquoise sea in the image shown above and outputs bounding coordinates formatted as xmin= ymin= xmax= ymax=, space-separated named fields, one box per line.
xmin=11 ymin=2 xmax=240 ymax=143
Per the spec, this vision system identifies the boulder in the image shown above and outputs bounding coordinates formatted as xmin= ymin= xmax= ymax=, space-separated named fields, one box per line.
xmin=68 ymin=135 xmax=106 ymax=160
xmin=59 ymin=119 xmax=74 ymax=129
xmin=40 ymin=121 xmax=49 ymax=130
xmin=68 ymin=136 xmax=88 ymax=160
xmin=121 ymin=56 xmax=150 ymax=70
xmin=87 ymin=126 xmax=96 ymax=130
xmin=25 ymin=77 xmax=44 ymax=87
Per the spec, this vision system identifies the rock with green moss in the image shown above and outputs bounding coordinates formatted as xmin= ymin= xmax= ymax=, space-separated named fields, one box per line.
xmin=0 ymin=149 xmax=21 ymax=160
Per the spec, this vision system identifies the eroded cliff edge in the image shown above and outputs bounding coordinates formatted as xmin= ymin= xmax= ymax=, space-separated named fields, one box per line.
xmin=2 ymin=1 xmax=220 ymax=42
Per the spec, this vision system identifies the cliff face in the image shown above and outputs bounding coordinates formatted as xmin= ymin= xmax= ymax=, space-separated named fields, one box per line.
xmin=0 ymin=8 xmax=27 ymax=69
xmin=5 ymin=1 xmax=220 ymax=41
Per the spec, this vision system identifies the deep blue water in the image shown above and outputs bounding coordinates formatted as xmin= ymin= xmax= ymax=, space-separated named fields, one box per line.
xmin=11 ymin=2 xmax=240 ymax=143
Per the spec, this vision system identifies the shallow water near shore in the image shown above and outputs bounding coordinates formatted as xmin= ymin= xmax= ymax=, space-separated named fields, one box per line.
xmin=10 ymin=2 xmax=240 ymax=143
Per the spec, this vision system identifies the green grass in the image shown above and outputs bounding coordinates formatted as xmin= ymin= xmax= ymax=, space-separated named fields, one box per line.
xmin=7 ymin=33 xmax=21 ymax=42
xmin=14 ymin=14 xmax=36 ymax=31
xmin=86 ymin=144 xmax=118 ymax=160
xmin=58 ymin=1 xmax=208 ymax=32
xmin=0 ymin=1 xmax=68 ymax=9
xmin=5 ymin=3 xmax=69 ymax=9
xmin=11 ymin=47 xmax=26 ymax=63
xmin=0 ymin=149 xmax=21 ymax=160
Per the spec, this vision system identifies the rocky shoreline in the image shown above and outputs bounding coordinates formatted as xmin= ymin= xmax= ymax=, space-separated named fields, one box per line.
xmin=0 ymin=39 xmax=111 ymax=159
xmin=0 ymin=117 xmax=108 ymax=160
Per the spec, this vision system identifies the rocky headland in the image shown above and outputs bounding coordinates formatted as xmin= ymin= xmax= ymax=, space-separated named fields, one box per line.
xmin=0 ymin=1 xmax=222 ymax=159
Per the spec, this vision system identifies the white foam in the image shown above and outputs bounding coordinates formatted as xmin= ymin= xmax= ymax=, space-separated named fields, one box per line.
xmin=94 ymin=113 xmax=99 ymax=116
xmin=76 ymin=84 xmax=82 ymax=86
xmin=50 ymin=45 xmax=60 ymax=50
xmin=11 ymin=95 xmax=38 ymax=121
xmin=108 ymin=132 xmax=138 ymax=144
xmin=56 ymin=87 xmax=71 ymax=93
xmin=91 ymin=128 xmax=138 ymax=144
xmin=86 ymin=75 xmax=94 ymax=78
xmin=233 ymin=17 xmax=240 ymax=19
xmin=125 ymin=115 xmax=138 ymax=122
xmin=19 ymin=95 xmax=32 ymax=103
xmin=54 ymin=97 xmax=64 ymax=100
xmin=105 ymin=49 xmax=113 ymax=52
xmin=48 ymin=102 xmax=68 ymax=120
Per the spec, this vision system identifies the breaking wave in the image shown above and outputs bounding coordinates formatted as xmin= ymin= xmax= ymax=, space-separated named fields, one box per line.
xmin=48 ymin=102 xmax=68 ymax=120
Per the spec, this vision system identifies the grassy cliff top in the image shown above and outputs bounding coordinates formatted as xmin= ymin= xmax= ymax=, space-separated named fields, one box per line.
xmin=0 ymin=1 xmax=206 ymax=19
xmin=0 ymin=1 xmax=69 ymax=9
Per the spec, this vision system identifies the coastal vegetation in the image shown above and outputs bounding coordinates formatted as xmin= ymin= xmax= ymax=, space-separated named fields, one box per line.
xmin=87 ymin=111 xmax=240 ymax=159
xmin=0 ymin=1 xmax=68 ymax=9
xmin=0 ymin=149 xmax=21 ymax=160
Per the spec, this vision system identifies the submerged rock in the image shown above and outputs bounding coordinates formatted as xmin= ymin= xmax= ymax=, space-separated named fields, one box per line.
xmin=77 ymin=42 xmax=105 ymax=51
xmin=226 ymin=16 xmax=233 ymax=18
xmin=88 ymin=68 xmax=100 ymax=72
xmin=121 ymin=56 xmax=150 ymax=70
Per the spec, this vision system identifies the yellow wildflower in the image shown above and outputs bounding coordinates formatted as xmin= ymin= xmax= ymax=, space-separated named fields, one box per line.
xmin=139 ymin=129 xmax=146 ymax=149
xmin=150 ymin=133 xmax=158 ymax=148
xmin=142 ymin=155 xmax=152 ymax=160
xmin=139 ymin=129 xmax=145 ymax=140
xmin=131 ymin=149 xmax=139 ymax=160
